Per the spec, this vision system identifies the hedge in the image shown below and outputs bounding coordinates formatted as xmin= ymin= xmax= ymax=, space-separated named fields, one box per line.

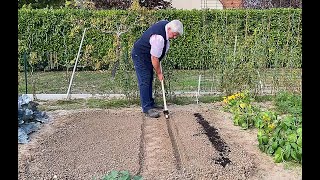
xmin=18 ymin=8 xmax=301 ymax=71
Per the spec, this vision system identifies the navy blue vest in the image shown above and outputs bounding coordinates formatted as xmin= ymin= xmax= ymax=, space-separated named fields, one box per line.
xmin=133 ymin=20 xmax=169 ymax=61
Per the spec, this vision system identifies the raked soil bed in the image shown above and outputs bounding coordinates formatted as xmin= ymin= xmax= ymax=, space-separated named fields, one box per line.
xmin=18 ymin=102 xmax=302 ymax=180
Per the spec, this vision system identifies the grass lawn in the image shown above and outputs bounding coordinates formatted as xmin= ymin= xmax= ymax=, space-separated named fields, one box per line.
xmin=18 ymin=69 xmax=301 ymax=95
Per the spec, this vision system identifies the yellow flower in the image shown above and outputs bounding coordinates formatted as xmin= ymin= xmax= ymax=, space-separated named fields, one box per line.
xmin=262 ymin=114 xmax=271 ymax=121
xmin=268 ymin=123 xmax=275 ymax=129
xmin=239 ymin=103 xmax=246 ymax=109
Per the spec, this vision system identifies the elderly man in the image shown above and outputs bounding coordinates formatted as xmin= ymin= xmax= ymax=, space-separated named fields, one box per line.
xmin=131 ymin=19 xmax=183 ymax=118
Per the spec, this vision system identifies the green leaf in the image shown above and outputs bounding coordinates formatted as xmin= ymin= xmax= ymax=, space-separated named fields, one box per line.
xmin=296 ymin=147 xmax=302 ymax=162
xmin=102 ymin=170 xmax=118 ymax=180
xmin=274 ymin=126 xmax=282 ymax=135
xmin=258 ymin=144 xmax=265 ymax=151
xmin=108 ymin=170 xmax=119 ymax=178
xmin=262 ymin=135 xmax=269 ymax=144
xmin=119 ymin=170 xmax=130 ymax=175
xmin=119 ymin=170 xmax=130 ymax=180
xmin=284 ymin=144 xmax=291 ymax=160
xmin=274 ymin=147 xmax=283 ymax=163
xmin=241 ymin=122 xmax=248 ymax=129
xmin=297 ymin=136 xmax=302 ymax=147
xmin=280 ymin=122 xmax=288 ymax=130
xmin=267 ymin=146 xmax=275 ymax=155
xmin=234 ymin=119 xmax=239 ymax=126
xmin=290 ymin=149 xmax=298 ymax=161
xmin=298 ymin=146 xmax=302 ymax=155
xmin=279 ymin=139 xmax=285 ymax=147
xmin=258 ymin=135 xmax=262 ymax=145
xmin=287 ymin=133 xmax=297 ymax=143
xmin=257 ymin=129 xmax=264 ymax=137
xmin=290 ymin=143 xmax=298 ymax=150
xmin=119 ymin=176 xmax=130 ymax=180
xmin=272 ymin=141 xmax=278 ymax=150
xmin=297 ymin=127 xmax=302 ymax=136
xmin=283 ymin=116 xmax=294 ymax=127
xmin=133 ymin=175 xmax=143 ymax=180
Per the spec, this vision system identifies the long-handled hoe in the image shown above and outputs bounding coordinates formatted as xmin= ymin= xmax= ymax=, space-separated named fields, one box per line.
xmin=161 ymin=79 xmax=169 ymax=119
xmin=160 ymin=62 xmax=169 ymax=119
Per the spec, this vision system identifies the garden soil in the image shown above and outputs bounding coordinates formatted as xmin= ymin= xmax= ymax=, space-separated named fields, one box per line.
xmin=18 ymin=102 xmax=302 ymax=180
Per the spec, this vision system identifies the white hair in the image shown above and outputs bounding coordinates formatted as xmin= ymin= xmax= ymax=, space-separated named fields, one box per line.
xmin=167 ymin=20 xmax=183 ymax=36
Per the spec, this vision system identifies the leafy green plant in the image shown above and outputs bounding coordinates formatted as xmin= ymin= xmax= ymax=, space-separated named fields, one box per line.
xmin=222 ymin=90 xmax=302 ymax=164
xmin=254 ymin=110 xmax=277 ymax=130
xmin=259 ymin=91 xmax=302 ymax=163
xmin=222 ymin=91 xmax=247 ymax=112
xmin=100 ymin=170 xmax=142 ymax=180
xmin=256 ymin=113 xmax=302 ymax=163
xmin=233 ymin=102 xmax=259 ymax=129
xmin=222 ymin=90 xmax=260 ymax=129
xmin=274 ymin=91 xmax=302 ymax=116
xmin=274 ymin=115 xmax=301 ymax=163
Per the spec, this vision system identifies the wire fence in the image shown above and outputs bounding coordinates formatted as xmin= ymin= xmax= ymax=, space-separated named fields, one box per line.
xmin=18 ymin=58 xmax=301 ymax=100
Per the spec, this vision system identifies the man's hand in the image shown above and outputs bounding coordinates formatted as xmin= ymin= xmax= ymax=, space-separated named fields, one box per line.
xmin=151 ymin=55 xmax=164 ymax=81
xmin=157 ymin=73 xmax=164 ymax=81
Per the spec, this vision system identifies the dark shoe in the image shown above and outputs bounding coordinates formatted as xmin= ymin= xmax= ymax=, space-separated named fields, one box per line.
xmin=145 ymin=109 xmax=160 ymax=118
xmin=153 ymin=104 xmax=164 ymax=110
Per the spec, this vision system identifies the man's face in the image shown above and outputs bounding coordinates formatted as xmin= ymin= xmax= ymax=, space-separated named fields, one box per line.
xmin=168 ymin=27 xmax=180 ymax=39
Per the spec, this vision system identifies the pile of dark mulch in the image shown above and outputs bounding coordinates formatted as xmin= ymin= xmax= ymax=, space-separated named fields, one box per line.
xmin=18 ymin=95 xmax=49 ymax=144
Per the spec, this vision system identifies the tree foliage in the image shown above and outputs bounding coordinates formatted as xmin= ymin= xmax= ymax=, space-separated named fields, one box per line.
xmin=93 ymin=0 xmax=131 ymax=10
xmin=18 ymin=0 xmax=65 ymax=9
xmin=243 ymin=0 xmax=302 ymax=9
xmin=139 ymin=0 xmax=172 ymax=9
xmin=92 ymin=0 xmax=171 ymax=10
xmin=18 ymin=0 xmax=172 ymax=9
